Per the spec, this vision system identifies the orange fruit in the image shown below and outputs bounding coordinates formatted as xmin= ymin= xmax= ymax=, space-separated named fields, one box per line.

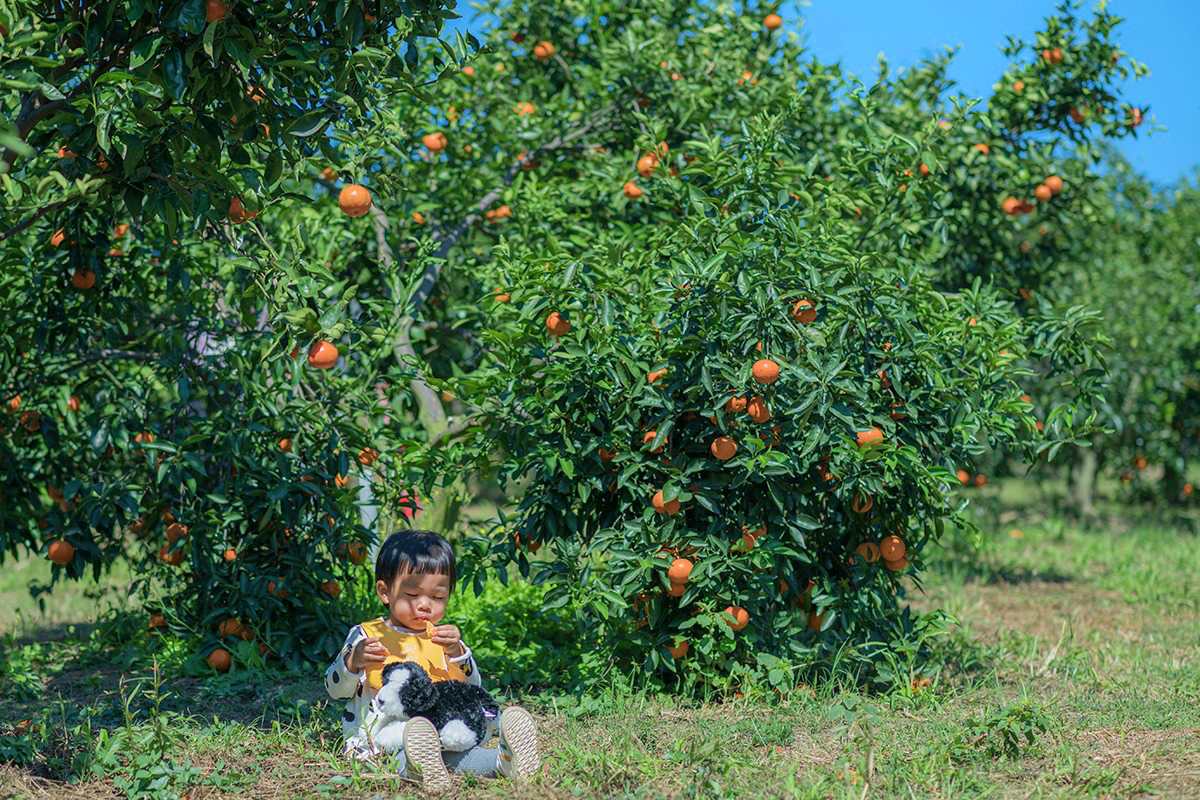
xmin=532 ymin=40 xmax=556 ymax=60
xmin=338 ymin=184 xmax=373 ymax=218
xmin=321 ymin=580 xmax=342 ymax=598
xmin=1051 ymin=47 xmax=1063 ymax=63
xmin=1012 ymin=80 xmax=1025 ymax=92
xmin=956 ymin=468 xmax=971 ymax=486
xmin=651 ymin=489 xmax=681 ymax=516
xmin=879 ymin=535 xmax=906 ymax=562
xmin=855 ymin=426 xmax=884 ymax=447
xmin=1034 ymin=184 xmax=1052 ymax=203
xmin=67 ymin=395 xmax=80 ymax=412
xmin=1069 ymin=106 xmax=1087 ymax=124
xmin=422 ymin=132 xmax=448 ymax=152
xmin=884 ymin=557 xmax=909 ymax=572
xmin=320 ymin=167 xmax=336 ymax=181
xmin=598 ymin=447 xmax=616 ymax=462
xmin=218 ymin=618 xmax=243 ymax=638
xmin=57 ymin=146 xmax=76 ymax=159
xmin=623 ymin=180 xmax=644 ymax=200
xmin=851 ymin=493 xmax=873 ymax=514
xmin=158 ymin=545 xmax=184 ymax=566
xmin=667 ymin=558 xmax=693 ymax=583
xmin=462 ymin=65 xmax=475 ymax=77
xmin=642 ymin=430 xmax=666 ymax=453
xmin=636 ymin=153 xmax=659 ymax=177
xmin=763 ymin=13 xmax=782 ymax=30
xmin=228 ymin=196 xmax=256 ymax=224
xmin=345 ymin=541 xmax=368 ymax=564
xmin=223 ymin=548 xmax=237 ymax=562
xmin=134 ymin=431 xmax=156 ymax=445
xmin=710 ymin=436 xmax=737 ymax=461
xmin=1128 ymin=108 xmax=1143 ymax=127
xmin=494 ymin=288 xmax=510 ymax=302
xmin=205 ymin=0 xmax=227 ymax=23
xmin=307 ymin=340 xmax=339 ymax=369
xmin=50 ymin=228 xmax=67 ymax=247
xmin=148 ymin=613 xmax=166 ymax=630
xmin=918 ymin=162 xmax=931 ymax=177
xmin=1133 ymin=455 xmax=1148 ymax=471
xmin=752 ymin=359 xmax=780 ymax=384
xmin=165 ymin=522 xmax=189 ymax=544
xmin=725 ymin=395 xmax=748 ymax=413
xmin=206 ymin=647 xmax=232 ymax=672
xmin=357 ymin=447 xmax=379 ymax=466
xmin=974 ymin=143 xmax=990 ymax=155
xmin=973 ymin=473 xmax=988 ymax=487
xmin=792 ymin=298 xmax=820 ymax=323
xmin=47 ymin=539 xmax=75 ymax=565
xmin=854 ymin=542 xmax=880 ymax=563
xmin=746 ymin=396 xmax=770 ymax=424
xmin=741 ymin=525 xmax=764 ymax=549
xmin=545 ymin=311 xmax=571 ymax=336
xmin=647 ymin=368 xmax=668 ymax=384
xmin=1001 ymin=196 xmax=1022 ymax=215
xmin=514 ymin=101 xmax=536 ymax=116
xmin=1183 ymin=483 xmax=1194 ymax=497
xmin=485 ymin=204 xmax=513 ymax=222
xmin=71 ymin=269 xmax=96 ymax=290
xmin=20 ymin=410 xmax=41 ymax=432
xmin=1044 ymin=175 xmax=1064 ymax=195
xmin=113 ymin=223 xmax=129 ymax=239
xmin=278 ymin=437 xmax=292 ymax=452
xmin=666 ymin=641 xmax=689 ymax=659
xmin=723 ymin=605 xmax=749 ymax=632
xmin=5 ymin=395 xmax=19 ymax=412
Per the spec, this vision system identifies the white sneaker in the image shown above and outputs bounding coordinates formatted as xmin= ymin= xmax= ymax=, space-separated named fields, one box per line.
xmin=496 ymin=706 xmax=541 ymax=779
xmin=402 ymin=716 xmax=451 ymax=793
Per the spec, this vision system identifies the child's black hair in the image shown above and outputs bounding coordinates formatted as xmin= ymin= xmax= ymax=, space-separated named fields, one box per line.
xmin=374 ymin=530 xmax=456 ymax=594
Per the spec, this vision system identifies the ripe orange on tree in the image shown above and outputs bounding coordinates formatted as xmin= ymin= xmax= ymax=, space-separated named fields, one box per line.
xmin=227 ymin=196 xmax=256 ymax=224
xmin=651 ymin=489 xmax=681 ymax=516
xmin=1034 ymin=183 xmax=1052 ymax=202
xmin=278 ymin=437 xmax=292 ymax=452
xmin=133 ymin=431 xmax=156 ymax=445
xmin=307 ymin=340 xmax=339 ymax=369
xmin=752 ymin=358 xmax=780 ymax=384
xmin=205 ymin=0 xmax=228 ymax=23
xmin=723 ymin=606 xmax=749 ymax=632
xmin=647 ymin=368 xmax=667 ymax=384
xmin=321 ymin=580 xmax=342 ymax=598
xmin=855 ymin=542 xmax=880 ymax=563
xmin=725 ymin=395 xmax=748 ymax=413
xmin=973 ymin=473 xmax=988 ymax=487
xmin=223 ymin=548 xmax=237 ymax=562
xmin=422 ymin=131 xmax=448 ymax=152
xmin=50 ymin=228 xmax=67 ymax=247
xmin=879 ymin=535 xmax=906 ymax=562
xmin=47 ymin=539 xmax=75 ymax=565
xmin=158 ymin=545 xmax=184 ymax=566
xmin=344 ymin=541 xmax=368 ymax=565
xmin=636 ymin=152 xmax=659 ymax=177
xmin=485 ymin=204 xmax=513 ymax=222
xmin=791 ymin=298 xmax=819 ymax=325
xmin=218 ymin=618 xmax=244 ymax=638
xmin=166 ymin=522 xmax=189 ymax=544
xmin=747 ymin=396 xmax=770 ymax=423
xmin=667 ymin=557 xmax=693 ymax=584
xmin=71 ymin=269 xmax=96 ymax=290
xmin=623 ymin=180 xmax=644 ymax=200
xmin=148 ymin=613 xmax=166 ymax=630
xmin=67 ymin=395 xmax=80 ymax=412
xmin=598 ymin=447 xmax=616 ymax=462
xmin=1044 ymin=175 xmax=1064 ymax=195
xmin=851 ymin=493 xmax=874 ymax=514
xmin=710 ymin=435 xmax=737 ymax=461
xmin=763 ymin=13 xmax=783 ymax=30
xmin=320 ymin=166 xmax=337 ymax=181
xmin=206 ymin=648 xmax=232 ymax=673
xmin=462 ymin=65 xmax=475 ymax=77
xmin=643 ymin=430 xmax=666 ymax=453
xmin=338 ymin=184 xmax=373 ymax=218
xmin=545 ymin=311 xmax=571 ymax=336
xmin=532 ymin=40 xmax=556 ymax=60
xmin=666 ymin=641 xmax=689 ymax=659
xmin=956 ymin=468 xmax=971 ymax=486
xmin=855 ymin=426 xmax=884 ymax=447
xmin=514 ymin=101 xmax=536 ymax=116
xmin=6 ymin=395 xmax=19 ymax=412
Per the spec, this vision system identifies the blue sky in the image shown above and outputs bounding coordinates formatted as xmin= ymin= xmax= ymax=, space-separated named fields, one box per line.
xmin=796 ymin=0 xmax=1197 ymax=187
xmin=451 ymin=1 xmax=1196 ymax=187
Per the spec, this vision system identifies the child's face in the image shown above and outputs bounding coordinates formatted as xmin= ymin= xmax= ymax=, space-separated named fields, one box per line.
xmin=376 ymin=570 xmax=451 ymax=629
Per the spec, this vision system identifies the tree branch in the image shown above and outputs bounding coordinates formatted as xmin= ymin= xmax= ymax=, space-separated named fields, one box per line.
xmin=0 ymin=200 xmax=71 ymax=242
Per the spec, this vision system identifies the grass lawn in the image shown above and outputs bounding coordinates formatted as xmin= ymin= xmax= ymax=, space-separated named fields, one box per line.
xmin=1 ymin=501 xmax=1198 ymax=798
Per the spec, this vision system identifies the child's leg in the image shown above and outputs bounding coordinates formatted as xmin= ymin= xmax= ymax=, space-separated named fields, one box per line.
xmin=444 ymin=745 xmax=499 ymax=777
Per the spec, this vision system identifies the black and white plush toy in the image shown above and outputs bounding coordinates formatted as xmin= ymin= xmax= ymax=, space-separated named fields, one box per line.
xmin=371 ymin=661 xmax=500 ymax=753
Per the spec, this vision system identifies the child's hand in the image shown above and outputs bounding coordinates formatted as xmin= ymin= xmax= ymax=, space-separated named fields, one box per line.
xmin=346 ymin=636 xmax=390 ymax=673
xmin=431 ymin=624 xmax=465 ymax=657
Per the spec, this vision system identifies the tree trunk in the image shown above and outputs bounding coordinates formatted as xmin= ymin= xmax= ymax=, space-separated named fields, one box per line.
xmin=1070 ymin=445 xmax=1098 ymax=521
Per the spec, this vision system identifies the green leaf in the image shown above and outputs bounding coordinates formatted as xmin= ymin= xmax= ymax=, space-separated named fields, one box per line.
xmin=162 ymin=49 xmax=186 ymax=100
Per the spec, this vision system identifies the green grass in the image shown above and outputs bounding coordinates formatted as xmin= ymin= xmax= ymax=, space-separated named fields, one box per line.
xmin=2 ymin=501 xmax=1199 ymax=798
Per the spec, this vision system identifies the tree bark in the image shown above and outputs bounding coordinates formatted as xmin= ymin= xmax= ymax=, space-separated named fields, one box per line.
xmin=1070 ymin=444 xmax=1098 ymax=522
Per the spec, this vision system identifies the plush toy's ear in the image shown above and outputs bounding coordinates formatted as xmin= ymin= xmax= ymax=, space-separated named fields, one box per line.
xmin=398 ymin=662 xmax=437 ymax=713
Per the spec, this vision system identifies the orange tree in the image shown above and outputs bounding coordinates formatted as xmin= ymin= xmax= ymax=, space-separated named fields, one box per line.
xmin=1055 ymin=161 xmax=1200 ymax=513
xmin=0 ymin=1 xmax=464 ymax=666
xmin=308 ymin=0 xmax=1143 ymax=688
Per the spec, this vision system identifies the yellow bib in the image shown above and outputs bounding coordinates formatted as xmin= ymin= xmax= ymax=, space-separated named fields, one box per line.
xmin=359 ymin=618 xmax=467 ymax=690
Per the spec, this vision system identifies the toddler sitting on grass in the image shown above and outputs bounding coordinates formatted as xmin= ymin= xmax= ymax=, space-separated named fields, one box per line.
xmin=324 ymin=530 xmax=541 ymax=792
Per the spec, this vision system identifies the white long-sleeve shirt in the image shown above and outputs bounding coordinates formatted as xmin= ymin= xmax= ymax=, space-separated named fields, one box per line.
xmin=324 ymin=620 xmax=482 ymax=758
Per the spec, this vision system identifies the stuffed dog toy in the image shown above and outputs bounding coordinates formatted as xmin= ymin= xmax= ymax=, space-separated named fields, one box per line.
xmin=372 ymin=661 xmax=500 ymax=753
